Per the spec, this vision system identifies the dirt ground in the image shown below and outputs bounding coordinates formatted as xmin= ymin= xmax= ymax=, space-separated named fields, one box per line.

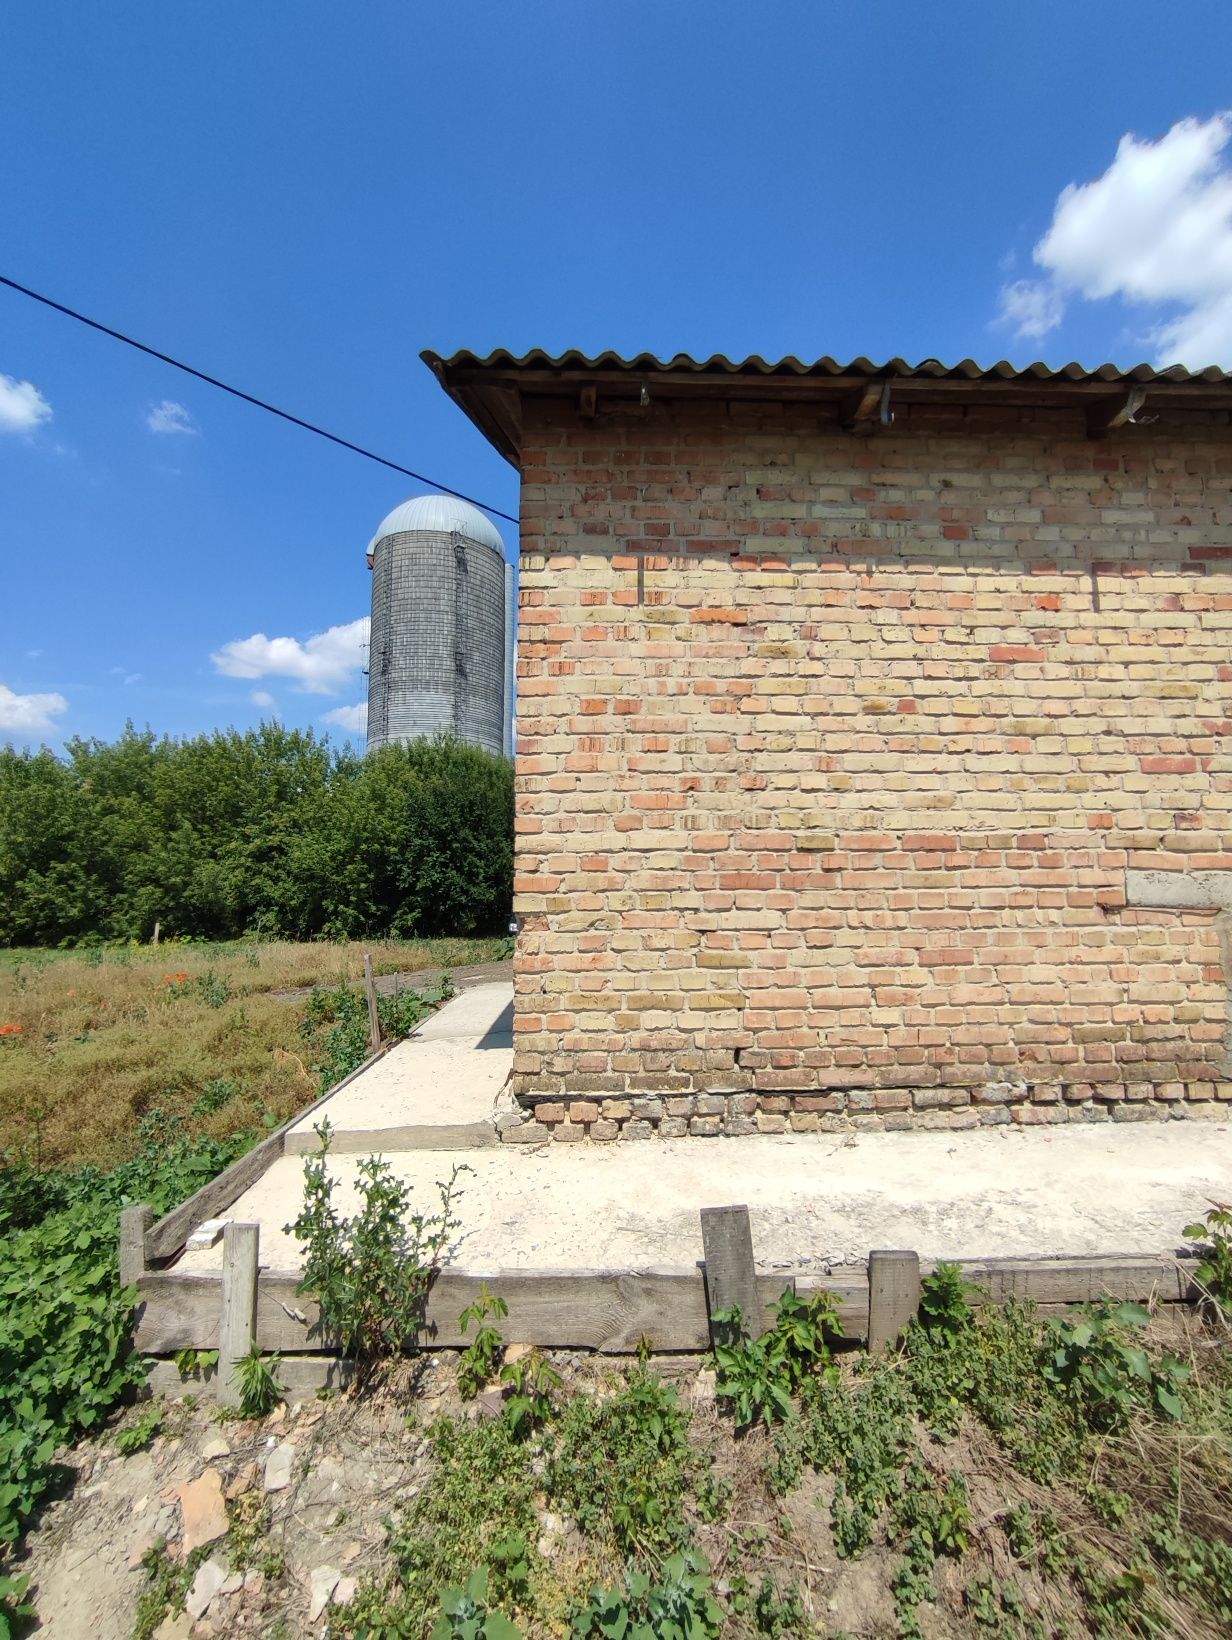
xmin=6 ymin=1354 xmax=1051 ymax=1640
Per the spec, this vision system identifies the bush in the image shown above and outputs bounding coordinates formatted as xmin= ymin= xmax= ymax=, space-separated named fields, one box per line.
xmin=0 ymin=1117 xmax=256 ymax=1546
xmin=287 ymin=1121 xmax=467 ymax=1371
xmin=0 ymin=728 xmax=513 ymax=947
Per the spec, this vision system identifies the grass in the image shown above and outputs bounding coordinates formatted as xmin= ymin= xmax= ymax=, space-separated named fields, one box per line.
xmin=0 ymin=937 xmax=507 ymax=1171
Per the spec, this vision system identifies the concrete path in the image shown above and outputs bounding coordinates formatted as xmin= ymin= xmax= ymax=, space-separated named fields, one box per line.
xmin=179 ymin=1119 xmax=1232 ymax=1279
xmin=284 ymin=981 xmax=511 ymax=1154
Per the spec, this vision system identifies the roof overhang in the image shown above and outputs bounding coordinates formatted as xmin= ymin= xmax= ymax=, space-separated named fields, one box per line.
xmin=422 ymin=348 xmax=1232 ymax=468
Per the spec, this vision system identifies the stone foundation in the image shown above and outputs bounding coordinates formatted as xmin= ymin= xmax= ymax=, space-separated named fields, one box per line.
xmin=496 ymin=1079 xmax=1232 ymax=1143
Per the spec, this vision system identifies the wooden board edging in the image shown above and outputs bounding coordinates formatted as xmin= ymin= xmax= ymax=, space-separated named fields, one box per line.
xmin=133 ymin=1250 xmax=1199 ymax=1359
xmin=144 ymin=1043 xmax=392 ymax=1263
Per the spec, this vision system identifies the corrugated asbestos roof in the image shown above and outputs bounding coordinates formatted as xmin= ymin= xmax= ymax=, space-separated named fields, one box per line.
xmin=421 ymin=348 xmax=1232 ymax=466
xmin=426 ymin=347 xmax=1231 ymax=385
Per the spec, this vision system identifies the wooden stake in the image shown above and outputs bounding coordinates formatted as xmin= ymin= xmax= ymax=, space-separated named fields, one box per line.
xmin=151 ymin=921 xmax=160 ymax=947
xmin=363 ymin=954 xmax=381 ymax=1052
xmin=867 ymin=1249 xmax=920 ymax=1352
xmin=700 ymin=1204 xmax=762 ymax=1339
xmin=218 ymin=1222 xmax=260 ymax=1408
xmin=119 ymin=1203 xmax=153 ymax=1289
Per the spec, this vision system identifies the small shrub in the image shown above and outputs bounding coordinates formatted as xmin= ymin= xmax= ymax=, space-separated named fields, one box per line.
xmin=195 ymin=969 xmax=231 ymax=1009
xmin=287 ymin=1119 xmax=467 ymax=1374
xmin=115 ymin=1404 xmax=163 ymax=1456
xmin=429 ymin=1565 xmax=522 ymax=1640
xmin=300 ymin=978 xmax=453 ymax=1092
xmin=713 ymin=1287 xmax=844 ymax=1431
xmin=235 ymin=1344 xmax=284 ymax=1418
xmin=547 ymin=1367 xmax=692 ymax=1556
xmin=0 ymin=1572 xmax=34 ymax=1639
xmin=570 ymin=1549 xmax=723 ymax=1640
xmin=917 ymin=1262 xmax=977 ymax=1337
xmin=889 ymin=1465 xmax=971 ymax=1638
xmin=500 ymin=1351 xmax=560 ymax=1440
xmin=1045 ymin=1299 xmax=1189 ymax=1428
xmin=172 ymin=1347 xmax=218 ymax=1382
xmin=727 ymin=1572 xmax=810 ymax=1637
xmin=1183 ymin=1203 xmax=1232 ymax=1317
xmin=384 ymin=1416 xmax=538 ymax=1636
xmin=457 ymin=1285 xmax=508 ymax=1400
xmin=191 ymin=1078 xmax=238 ymax=1118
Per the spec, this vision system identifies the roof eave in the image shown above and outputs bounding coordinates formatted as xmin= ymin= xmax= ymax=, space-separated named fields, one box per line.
xmin=422 ymin=349 xmax=1232 ymax=468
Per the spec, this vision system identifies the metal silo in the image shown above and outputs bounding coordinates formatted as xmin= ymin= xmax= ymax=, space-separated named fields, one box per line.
xmin=365 ymin=494 xmax=510 ymax=758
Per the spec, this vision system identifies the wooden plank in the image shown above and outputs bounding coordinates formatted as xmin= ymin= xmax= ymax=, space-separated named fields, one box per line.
xmin=133 ymin=1254 xmax=1196 ymax=1360
xmin=955 ymin=1254 xmax=1194 ymax=1306
xmin=363 ymin=954 xmax=381 ymax=1052
xmin=458 ymin=367 xmax=1229 ymax=406
xmin=283 ymin=1121 xmax=498 ymax=1155
xmin=868 ymin=1250 xmax=920 ymax=1352
xmin=700 ymin=1205 xmax=762 ymax=1338
xmin=136 ymin=1267 xmax=868 ymax=1356
xmin=144 ymin=1042 xmax=391 ymax=1262
xmin=119 ymin=1204 xmax=153 ymax=1289
xmin=217 ymin=1223 xmax=260 ymax=1409
xmin=146 ymin=1354 xmax=355 ymax=1400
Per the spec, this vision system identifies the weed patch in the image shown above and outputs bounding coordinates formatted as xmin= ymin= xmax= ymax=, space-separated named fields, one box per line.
xmin=546 ymin=1368 xmax=695 ymax=1557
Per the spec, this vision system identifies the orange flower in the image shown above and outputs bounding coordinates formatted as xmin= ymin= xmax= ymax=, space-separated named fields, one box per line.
xmin=0 ymin=1024 xmax=22 ymax=1036
xmin=175 ymin=972 xmax=188 ymax=983
xmin=67 ymin=989 xmax=76 ymax=997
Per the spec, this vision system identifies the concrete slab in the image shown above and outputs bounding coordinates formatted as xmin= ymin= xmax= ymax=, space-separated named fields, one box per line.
xmin=179 ymin=1119 xmax=1232 ymax=1279
xmin=284 ymin=982 xmax=510 ymax=1154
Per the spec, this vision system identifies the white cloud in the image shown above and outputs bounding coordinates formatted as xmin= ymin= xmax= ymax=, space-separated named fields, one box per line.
xmin=146 ymin=399 xmax=198 ymax=435
xmin=211 ymin=617 xmax=369 ymax=695
xmin=251 ymin=689 xmax=275 ymax=708
xmin=996 ymin=112 xmax=1232 ymax=365
xmin=0 ymin=372 xmax=52 ymax=435
xmin=997 ymin=279 xmax=1066 ymax=339
xmin=322 ymin=702 xmax=368 ymax=735
xmin=0 ymin=682 xmax=68 ymax=737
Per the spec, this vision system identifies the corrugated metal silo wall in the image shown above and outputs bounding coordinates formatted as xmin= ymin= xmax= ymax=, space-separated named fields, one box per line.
xmin=503 ymin=559 xmax=516 ymax=759
xmin=366 ymin=527 xmax=506 ymax=757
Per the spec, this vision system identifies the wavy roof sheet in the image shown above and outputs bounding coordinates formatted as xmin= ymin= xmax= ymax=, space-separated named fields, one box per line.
xmin=427 ymin=347 xmax=1230 ymax=384
xmin=421 ymin=348 xmax=1232 ymax=464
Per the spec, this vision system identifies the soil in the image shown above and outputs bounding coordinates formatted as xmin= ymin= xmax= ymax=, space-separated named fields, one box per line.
xmin=8 ymin=1347 xmax=1129 ymax=1640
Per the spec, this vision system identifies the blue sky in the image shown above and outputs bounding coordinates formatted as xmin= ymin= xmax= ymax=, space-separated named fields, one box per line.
xmin=3 ymin=1 xmax=1230 ymax=750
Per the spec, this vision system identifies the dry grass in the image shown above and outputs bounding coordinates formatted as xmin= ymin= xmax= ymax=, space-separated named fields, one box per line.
xmin=0 ymin=937 xmax=506 ymax=1171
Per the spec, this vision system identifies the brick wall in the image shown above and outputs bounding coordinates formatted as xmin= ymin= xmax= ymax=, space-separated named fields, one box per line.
xmin=507 ymin=396 xmax=1232 ymax=1137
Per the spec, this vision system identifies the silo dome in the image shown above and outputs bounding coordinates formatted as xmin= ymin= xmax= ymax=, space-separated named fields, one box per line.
xmin=366 ymin=494 xmax=505 ymax=566
xmin=365 ymin=493 xmax=514 ymax=760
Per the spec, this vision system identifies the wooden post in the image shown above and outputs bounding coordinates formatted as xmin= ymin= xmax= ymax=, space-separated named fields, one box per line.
xmin=867 ymin=1249 xmax=920 ymax=1352
xmin=151 ymin=920 xmax=160 ymax=947
xmin=700 ymin=1204 xmax=762 ymax=1340
xmin=218 ymin=1222 xmax=260 ymax=1408
xmin=363 ymin=954 xmax=381 ymax=1053
xmin=119 ymin=1203 xmax=154 ymax=1289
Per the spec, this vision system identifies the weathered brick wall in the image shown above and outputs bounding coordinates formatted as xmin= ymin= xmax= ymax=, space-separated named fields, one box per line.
xmin=508 ymin=396 xmax=1232 ymax=1138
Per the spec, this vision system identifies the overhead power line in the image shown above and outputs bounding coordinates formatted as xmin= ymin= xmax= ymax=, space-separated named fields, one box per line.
xmin=0 ymin=272 xmax=518 ymax=526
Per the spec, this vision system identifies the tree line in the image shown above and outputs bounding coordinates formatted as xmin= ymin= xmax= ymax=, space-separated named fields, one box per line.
xmin=0 ymin=726 xmax=513 ymax=947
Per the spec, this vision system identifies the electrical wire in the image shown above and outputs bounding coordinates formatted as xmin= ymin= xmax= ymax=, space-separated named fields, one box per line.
xmin=0 ymin=272 xmax=518 ymax=526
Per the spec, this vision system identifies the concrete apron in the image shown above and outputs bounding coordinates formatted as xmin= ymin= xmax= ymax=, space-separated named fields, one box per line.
xmin=283 ymin=981 xmax=512 ymax=1155
xmin=175 ymin=1118 xmax=1232 ymax=1281
xmin=169 ymin=979 xmax=1232 ymax=1285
